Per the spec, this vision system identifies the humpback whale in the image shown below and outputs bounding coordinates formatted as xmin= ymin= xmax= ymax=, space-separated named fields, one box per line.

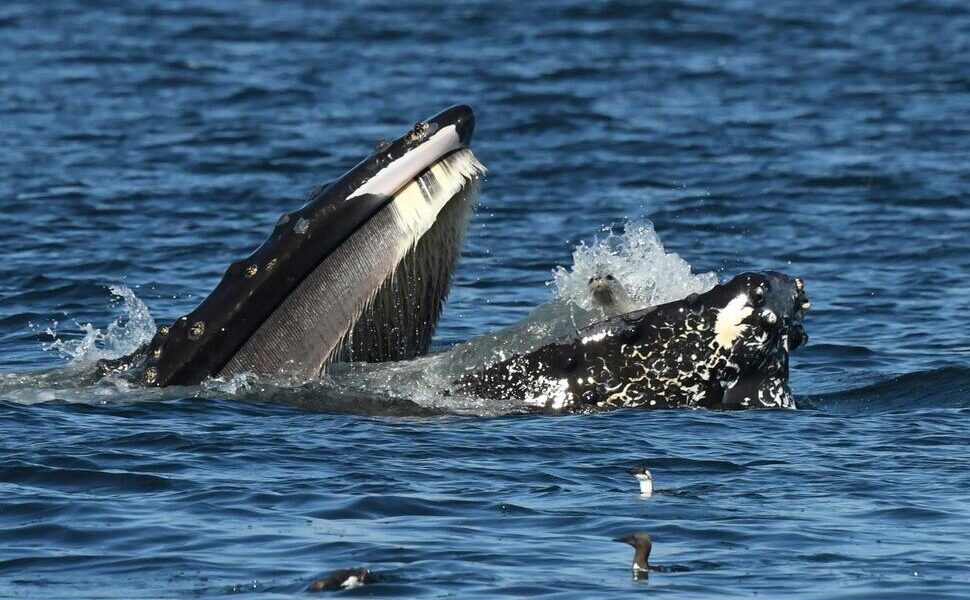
xmin=456 ymin=272 xmax=810 ymax=411
xmin=100 ymin=105 xmax=484 ymax=386
xmin=96 ymin=106 xmax=809 ymax=411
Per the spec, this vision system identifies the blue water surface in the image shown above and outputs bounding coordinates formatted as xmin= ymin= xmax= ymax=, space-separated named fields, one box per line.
xmin=1 ymin=1 xmax=969 ymax=598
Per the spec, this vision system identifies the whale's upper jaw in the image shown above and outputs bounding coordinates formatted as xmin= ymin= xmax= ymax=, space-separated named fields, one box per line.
xmin=340 ymin=104 xmax=475 ymax=200
xmin=132 ymin=105 xmax=482 ymax=387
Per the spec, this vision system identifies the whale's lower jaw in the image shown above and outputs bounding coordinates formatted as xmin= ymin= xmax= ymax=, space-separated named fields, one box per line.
xmin=219 ymin=149 xmax=483 ymax=381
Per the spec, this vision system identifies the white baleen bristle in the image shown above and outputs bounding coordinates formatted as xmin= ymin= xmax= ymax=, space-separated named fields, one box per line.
xmin=387 ymin=148 xmax=486 ymax=243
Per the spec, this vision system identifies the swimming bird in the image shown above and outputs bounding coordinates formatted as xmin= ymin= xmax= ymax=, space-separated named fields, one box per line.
xmin=614 ymin=532 xmax=652 ymax=579
xmin=628 ymin=466 xmax=653 ymax=497
xmin=307 ymin=568 xmax=377 ymax=592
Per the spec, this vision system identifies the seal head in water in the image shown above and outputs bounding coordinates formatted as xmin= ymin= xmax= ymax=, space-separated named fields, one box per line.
xmin=588 ymin=273 xmax=637 ymax=318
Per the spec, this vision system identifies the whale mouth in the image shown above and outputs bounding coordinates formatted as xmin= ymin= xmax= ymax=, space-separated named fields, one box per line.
xmin=135 ymin=105 xmax=485 ymax=387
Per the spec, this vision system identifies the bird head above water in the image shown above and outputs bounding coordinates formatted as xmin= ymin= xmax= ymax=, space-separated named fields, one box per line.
xmin=614 ymin=532 xmax=652 ymax=576
xmin=627 ymin=466 xmax=654 ymax=496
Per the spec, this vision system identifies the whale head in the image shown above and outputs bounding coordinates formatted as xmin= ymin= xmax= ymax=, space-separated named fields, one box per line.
xmin=456 ymin=270 xmax=810 ymax=411
xmin=131 ymin=105 xmax=485 ymax=386
xmin=698 ymin=271 xmax=810 ymax=409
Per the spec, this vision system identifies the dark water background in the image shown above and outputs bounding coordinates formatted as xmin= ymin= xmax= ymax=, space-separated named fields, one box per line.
xmin=1 ymin=0 xmax=969 ymax=598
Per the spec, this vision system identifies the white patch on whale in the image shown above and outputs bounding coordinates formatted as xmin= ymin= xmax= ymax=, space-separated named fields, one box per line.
xmin=714 ymin=293 xmax=753 ymax=349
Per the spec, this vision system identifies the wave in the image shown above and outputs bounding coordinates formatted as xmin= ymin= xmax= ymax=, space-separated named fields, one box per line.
xmin=800 ymin=366 xmax=970 ymax=414
xmin=42 ymin=285 xmax=156 ymax=368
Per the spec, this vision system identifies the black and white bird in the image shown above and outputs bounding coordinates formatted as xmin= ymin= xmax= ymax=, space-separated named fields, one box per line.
xmin=628 ymin=466 xmax=653 ymax=497
xmin=614 ymin=532 xmax=652 ymax=579
xmin=307 ymin=567 xmax=377 ymax=592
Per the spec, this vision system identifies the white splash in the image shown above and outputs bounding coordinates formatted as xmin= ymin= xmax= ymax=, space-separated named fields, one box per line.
xmin=552 ymin=221 xmax=717 ymax=312
xmin=203 ymin=372 xmax=258 ymax=395
xmin=44 ymin=285 xmax=157 ymax=366
xmin=0 ymin=286 xmax=164 ymax=404
xmin=453 ymin=220 xmax=716 ymax=368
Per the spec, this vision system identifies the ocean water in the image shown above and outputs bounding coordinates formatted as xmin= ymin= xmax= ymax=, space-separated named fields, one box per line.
xmin=1 ymin=0 xmax=969 ymax=598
